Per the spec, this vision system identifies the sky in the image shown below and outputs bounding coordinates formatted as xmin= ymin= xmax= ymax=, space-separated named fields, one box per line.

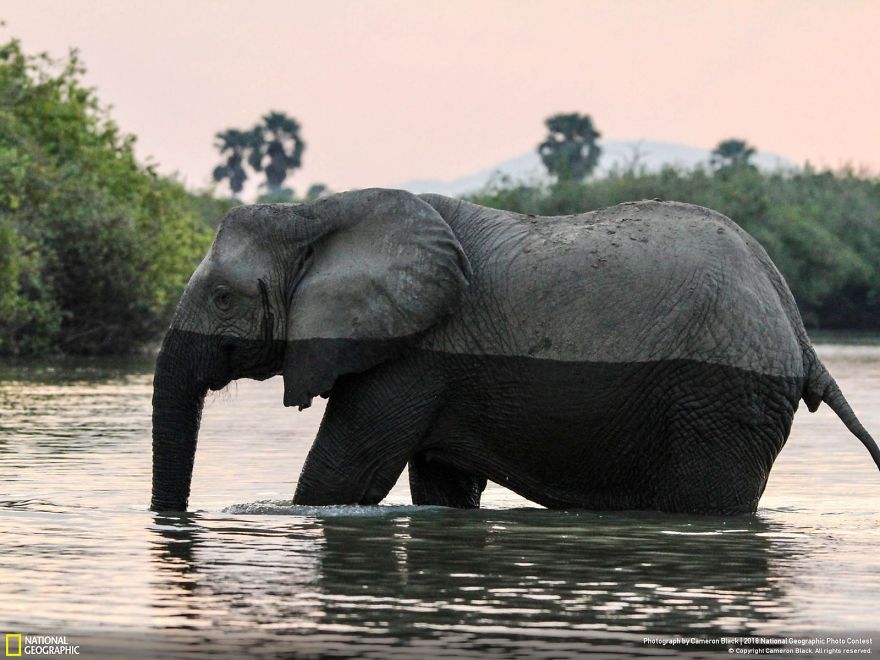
xmin=3 ymin=0 xmax=879 ymax=196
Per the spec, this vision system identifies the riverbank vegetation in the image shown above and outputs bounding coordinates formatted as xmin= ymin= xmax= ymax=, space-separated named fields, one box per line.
xmin=2 ymin=36 xmax=878 ymax=357
xmin=0 ymin=39 xmax=231 ymax=355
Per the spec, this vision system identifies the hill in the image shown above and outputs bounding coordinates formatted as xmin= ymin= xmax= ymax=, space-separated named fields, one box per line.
xmin=395 ymin=140 xmax=793 ymax=196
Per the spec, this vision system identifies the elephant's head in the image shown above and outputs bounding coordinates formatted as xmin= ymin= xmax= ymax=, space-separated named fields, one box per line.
xmin=151 ymin=189 xmax=470 ymax=511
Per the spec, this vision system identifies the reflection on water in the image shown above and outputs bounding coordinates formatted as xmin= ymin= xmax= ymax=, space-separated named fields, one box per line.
xmin=1 ymin=347 xmax=879 ymax=657
xmin=146 ymin=510 xmax=798 ymax=657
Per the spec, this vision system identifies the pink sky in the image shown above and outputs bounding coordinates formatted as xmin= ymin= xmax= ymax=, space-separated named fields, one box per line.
xmin=3 ymin=0 xmax=879 ymax=196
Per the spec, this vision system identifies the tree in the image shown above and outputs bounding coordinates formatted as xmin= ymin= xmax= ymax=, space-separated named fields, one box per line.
xmin=212 ymin=128 xmax=261 ymax=195
xmin=711 ymin=138 xmax=757 ymax=172
xmin=305 ymin=183 xmax=330 ymax=201
xmin=212 ymin=111 xmax=305 ymax=196
xmin=0 ymin=38 xmax=213 ymax=355
xmin=250 ymin=111 xmax=305 ymax=194
xmin=538 ymin=113 xmax=602 ymax=181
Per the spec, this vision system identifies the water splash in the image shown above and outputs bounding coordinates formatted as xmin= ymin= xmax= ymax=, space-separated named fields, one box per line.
xmin=222 ymin=499 xmax=445 ymax=516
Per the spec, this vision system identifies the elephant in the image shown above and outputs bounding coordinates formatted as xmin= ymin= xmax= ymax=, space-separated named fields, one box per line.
xmin=150 ymin=188 xmax=880 ymax=513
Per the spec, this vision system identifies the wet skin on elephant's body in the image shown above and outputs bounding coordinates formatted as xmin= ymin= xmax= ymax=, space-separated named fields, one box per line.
xmin=150 ymin=189 xmax=879 ymax=514
xmin=399 ymin=352 xmax=800 ymax=513
xmin=301 ymin=198 xmax=805 ymax=513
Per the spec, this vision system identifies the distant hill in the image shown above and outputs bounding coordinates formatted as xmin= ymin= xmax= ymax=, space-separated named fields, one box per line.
xmin=395 ymin=140 xmax=793 ymax=197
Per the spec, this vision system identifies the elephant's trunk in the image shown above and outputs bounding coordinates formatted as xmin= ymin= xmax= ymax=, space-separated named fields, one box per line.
xmin=150 ymin=330 xmax=209 ymax=511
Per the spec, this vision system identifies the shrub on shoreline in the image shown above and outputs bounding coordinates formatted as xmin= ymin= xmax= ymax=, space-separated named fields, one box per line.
xmin=0 ymin=39 xmax=221 ymax=355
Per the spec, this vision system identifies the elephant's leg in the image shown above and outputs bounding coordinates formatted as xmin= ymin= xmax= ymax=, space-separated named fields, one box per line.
xmin=293 ymin=356 xmax=444 ymax=506
xmin=408 ymin=453 xmax=487 ymax=508
xmin=653 ymin=363 xmax=800 ymax=514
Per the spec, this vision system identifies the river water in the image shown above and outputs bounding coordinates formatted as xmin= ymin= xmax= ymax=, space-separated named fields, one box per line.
xmin=1 ymin=344 xmax=878 ymax=658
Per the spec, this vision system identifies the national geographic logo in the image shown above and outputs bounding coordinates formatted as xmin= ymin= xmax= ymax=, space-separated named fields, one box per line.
xmin=4 ymin=635 xmax=21 ymax=657
xmin=4 ymin=634 xmax=79 ymax=656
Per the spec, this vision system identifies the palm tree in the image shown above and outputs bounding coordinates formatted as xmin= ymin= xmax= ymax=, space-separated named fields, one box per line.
xmin=538 ymin=113 xmax=602 ymax=182
xmin=212 ymin=128 xmax=261 ymax=195
xmin=249 ymin=112 xmax=305 ymax=193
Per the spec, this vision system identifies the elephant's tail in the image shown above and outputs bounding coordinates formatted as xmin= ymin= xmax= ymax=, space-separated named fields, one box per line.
xmin=802 ymin=346 xmax=880 ymax=472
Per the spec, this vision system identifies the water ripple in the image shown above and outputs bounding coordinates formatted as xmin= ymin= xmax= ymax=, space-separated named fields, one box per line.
xmin=1 ymin=352 xmax=879 ymax=656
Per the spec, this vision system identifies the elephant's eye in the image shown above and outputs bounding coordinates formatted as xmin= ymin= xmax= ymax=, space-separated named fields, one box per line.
xmin=213 ymin=285 xmax=233 ymax=311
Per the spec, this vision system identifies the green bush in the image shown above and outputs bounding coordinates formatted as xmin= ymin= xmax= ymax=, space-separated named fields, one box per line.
xmin=0 ymin=39 xmax=217 ymax=355
xmin=469 ymin=164 xmax=880 ymax=330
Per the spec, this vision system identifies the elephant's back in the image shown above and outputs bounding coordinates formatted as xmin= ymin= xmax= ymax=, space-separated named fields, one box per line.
xmin=420 ymin=198 xmax=804 ymax=379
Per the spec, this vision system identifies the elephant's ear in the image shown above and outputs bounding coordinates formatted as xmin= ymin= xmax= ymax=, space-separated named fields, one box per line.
xmin=282 ymin=189 xmax=470 ymax=408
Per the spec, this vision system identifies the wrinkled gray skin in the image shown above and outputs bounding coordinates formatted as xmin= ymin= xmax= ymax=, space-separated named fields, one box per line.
xmin=151 ymin=189 xmax=880 ymax=513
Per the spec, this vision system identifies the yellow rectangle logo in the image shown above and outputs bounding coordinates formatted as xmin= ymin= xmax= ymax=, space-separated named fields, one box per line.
xmin=5 ymin=634 xmax=22 ymax=657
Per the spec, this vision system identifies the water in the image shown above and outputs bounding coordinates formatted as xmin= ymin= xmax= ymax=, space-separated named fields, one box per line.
xmin=1 ymin=345 xmax=879 ymax=658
